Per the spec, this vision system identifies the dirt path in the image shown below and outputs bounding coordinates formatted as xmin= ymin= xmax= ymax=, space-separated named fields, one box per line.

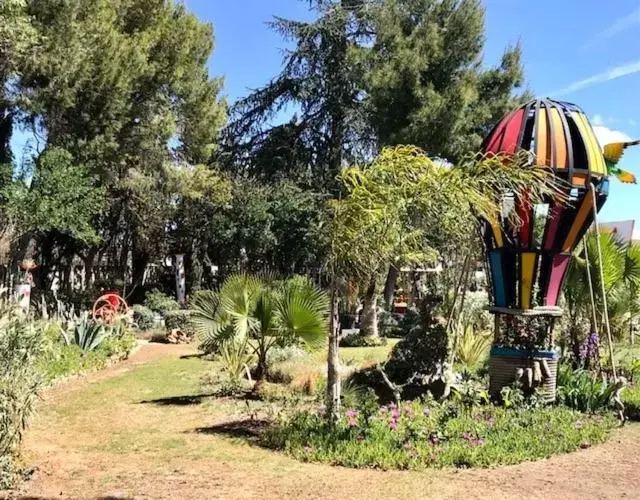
xmin=7 ymin=343 xmax=640 ymax=500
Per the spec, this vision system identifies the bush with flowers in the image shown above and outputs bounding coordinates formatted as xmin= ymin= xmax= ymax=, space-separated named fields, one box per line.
xmin=264 ymin=395 xmax=615 ymax=469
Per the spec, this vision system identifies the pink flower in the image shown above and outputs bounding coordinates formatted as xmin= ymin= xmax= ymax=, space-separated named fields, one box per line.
xmin=389 ymin=402 xmax=397 ymax=409
xmin=348 ymin=418 xmax=358 ymax=428
xmin=463 ymin=432 xmax=473 ymax=440
xmin=345 ymin=409 xmax=359 ymax=418
xmin=404 ymin=405 xmax=411 ymax=413
xmin=391 ymin=409 xmax=401 ymax=419
xmin=487 ymin=417 xmax=495 ymax=426
xmin=389 ymin=420 xmax=398 ymax=430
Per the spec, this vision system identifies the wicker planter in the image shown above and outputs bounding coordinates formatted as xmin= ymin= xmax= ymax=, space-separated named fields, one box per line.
xmin=489 ymin=346 xmax=560 ymax=402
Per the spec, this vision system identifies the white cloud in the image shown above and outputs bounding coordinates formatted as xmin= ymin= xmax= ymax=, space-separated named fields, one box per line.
xmin=584 ymin=6 xmax=640 ymax=48
xmin=548 ymin=59 xmax=640 ymax=96
xmin=592 ymin=125 xmax=632 ymax=148
xmin=592 ymin=114 xmax=605 ymax=126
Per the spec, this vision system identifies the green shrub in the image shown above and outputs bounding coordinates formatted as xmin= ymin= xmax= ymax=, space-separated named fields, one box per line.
xmin=340 ymin=333 xmax=388 ymax=347
xmin=144 ymin=289 xmax=179 ymax=315
xmin=164 ymin=310 xmax=195 ymax=337
xmin=265 ymin=399 xmax=614 ymax=470
xmin=557 ymin=365 xmax=618 ymax=413
xmin=266 ymin=345 xmax=309 ymax=366
xmin=378 ymin=310 xmax=400 ymax=337
xmin=38 ymin=318 xmax=136 ymax=382
xmin=132 ymin=304 xmax=156 ymax=331
xmin=623 ymin=383 xmax=640 ymax=421
xmin=0 ymin=306 xmax=44 ymax=488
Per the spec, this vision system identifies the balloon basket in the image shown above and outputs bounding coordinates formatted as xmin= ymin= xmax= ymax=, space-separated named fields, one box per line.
xmin=489 ymin=346 xmax=560 ymax=403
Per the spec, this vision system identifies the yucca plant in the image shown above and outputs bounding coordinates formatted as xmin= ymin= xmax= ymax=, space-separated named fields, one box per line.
xmin=219 ymin=339 xmax=254 ymax=385
xmin=455 ymin=326 xmax=492 ymax=368
xmin=191 ymin=274 xmax=329 ymax=388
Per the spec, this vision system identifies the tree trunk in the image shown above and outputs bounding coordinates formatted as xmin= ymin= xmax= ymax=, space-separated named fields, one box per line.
xmin=359 ymin=278 xmax=379 ymax=338
xmin=383 ymin=264 xmax=398 ymax=310
xmin=326 ymin=287 xmax=341 ymax=420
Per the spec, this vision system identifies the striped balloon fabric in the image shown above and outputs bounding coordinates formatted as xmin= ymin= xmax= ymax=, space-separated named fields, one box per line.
xmin=480 ymin=98 xmax=609 ymax=311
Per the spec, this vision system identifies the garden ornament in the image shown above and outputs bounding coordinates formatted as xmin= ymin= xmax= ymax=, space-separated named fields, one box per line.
xmin=478 ymin=98 xmax=639 ymax=400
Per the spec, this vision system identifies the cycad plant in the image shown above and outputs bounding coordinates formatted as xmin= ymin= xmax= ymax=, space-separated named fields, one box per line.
xmin=191 ymin=274 xmax=329 ymax=387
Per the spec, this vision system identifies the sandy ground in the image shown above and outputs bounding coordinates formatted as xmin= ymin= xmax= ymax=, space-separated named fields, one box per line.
xmin=5 ymin=343 xmax=640 ymax=500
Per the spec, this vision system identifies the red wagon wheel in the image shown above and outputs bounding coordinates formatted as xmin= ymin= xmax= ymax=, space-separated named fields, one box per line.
xmin=92 ymin=293 xmax=129 ymax=324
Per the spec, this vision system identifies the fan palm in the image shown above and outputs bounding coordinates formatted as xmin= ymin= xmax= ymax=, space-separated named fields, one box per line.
xmin=191 ymin=274 xmax=329 ymax=386
xmin=564 ymin=232 xmax=640 ymax=355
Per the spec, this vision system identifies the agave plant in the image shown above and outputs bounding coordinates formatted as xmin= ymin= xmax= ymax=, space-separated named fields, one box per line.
xmin=191 ymin=274 xmax=329 ymax=386
xmin=62 ymin=313 xmax=110 ymax=352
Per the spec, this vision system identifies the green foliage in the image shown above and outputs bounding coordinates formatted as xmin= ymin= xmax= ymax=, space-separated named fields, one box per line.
xmin=556 ymin=365 xmax=617 ymax=413
xmin=38 ymin=319 xmax=136 ymax=382
xmin=456 ymin=327 xmax=492 ymax=369
xmin=191 ymin=274 xmax=329 ymax=382
xmin=384 ymin=302 xmax=449 ymax=388
xmin=622 ymin=383 xmax=640 ymax=421
xmin=144 ymin=289 xmax=180 ymax=316
xmin=218 ymin=339 xmax=253 ymax=386
xmin=164 ymin=310 xmax=195 ymax=337
xmin=63 ymin=314 xmax=109 ymax=352
xmin=362 ymin=0 xmax=527 ymax=161
xmin=0 ymin=305 xmax=43 ymax=488
xmin=7 ymin=148 xmax=104 ymax=243
xmin=340 ymin=333 xmax=388 ymax=348
xmin=265 ymin=399 xmax=614 ymax=470
xmin=132 ymin=304 xmax=156 ymax=331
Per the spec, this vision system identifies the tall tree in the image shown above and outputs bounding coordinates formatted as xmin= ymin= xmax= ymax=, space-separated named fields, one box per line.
xmin=226 ymin=0 xmax=369 ymax=193
xmin=362 ymin=0 xmax=526 ymax=161
xmin=14 ymin=0 xmax=226 ymax=288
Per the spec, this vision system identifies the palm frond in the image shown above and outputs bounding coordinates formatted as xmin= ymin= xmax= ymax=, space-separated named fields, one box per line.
xmin=276 ymin=277 xmax=329 ymax=351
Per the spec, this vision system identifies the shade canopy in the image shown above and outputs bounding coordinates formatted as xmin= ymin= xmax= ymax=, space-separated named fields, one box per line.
xmin=480 ymin=98 xmax=609 ymax=311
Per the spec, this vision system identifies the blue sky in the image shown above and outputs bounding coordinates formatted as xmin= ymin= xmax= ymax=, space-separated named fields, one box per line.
xmin=14 ymin=0 xmax=640 ymax=234
xmin=187 ymin=0 xmax=640 ymax=234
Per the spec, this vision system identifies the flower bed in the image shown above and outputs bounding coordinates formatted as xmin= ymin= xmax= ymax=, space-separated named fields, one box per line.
xmin=265 ymin=398 xmax=615 ymax=469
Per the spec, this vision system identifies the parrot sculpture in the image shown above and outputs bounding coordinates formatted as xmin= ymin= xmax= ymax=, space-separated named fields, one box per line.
xmin=603 ymin=139 xmax=639 ymax=184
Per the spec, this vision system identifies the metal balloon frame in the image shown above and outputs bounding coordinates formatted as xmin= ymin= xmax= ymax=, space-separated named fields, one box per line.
xmin=479 ymin=98 xmax=615 ymax=400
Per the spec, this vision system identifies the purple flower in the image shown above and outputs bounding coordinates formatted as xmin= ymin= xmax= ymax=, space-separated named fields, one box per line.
xmin=389 ymin=402 xmax=397 ymax=409
xmin=345 ymin=409 xmax=359 ymax=418
xmin=389 ymin=420 xmax=398 ymax=430
xmin=463 ymin=432 xmax=473 ymax=440
xmin=475 ymin=438 xmax=485 ymax=447
xmin=487 ymin=417 xmax=495 ymax=426
xmin=391 ymin=409 xmax=401 ymax=419
xmin=380 ymin=406 xmax=388 ymax=414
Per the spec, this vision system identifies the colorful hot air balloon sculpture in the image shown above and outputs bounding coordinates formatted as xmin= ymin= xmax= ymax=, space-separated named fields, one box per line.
xmin=479 ymin=98 xmax=637 ymax=400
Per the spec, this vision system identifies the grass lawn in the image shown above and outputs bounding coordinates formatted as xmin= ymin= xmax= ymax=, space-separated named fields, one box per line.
xmin=17 ymin=342 xmax=640 ymax=499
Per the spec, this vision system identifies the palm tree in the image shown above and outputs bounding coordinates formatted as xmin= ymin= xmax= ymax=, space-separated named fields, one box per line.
xmin=190 ymin=274 xmax=329 ymax=388
xmin=564 ymin=232 xmax=640 ymax=360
